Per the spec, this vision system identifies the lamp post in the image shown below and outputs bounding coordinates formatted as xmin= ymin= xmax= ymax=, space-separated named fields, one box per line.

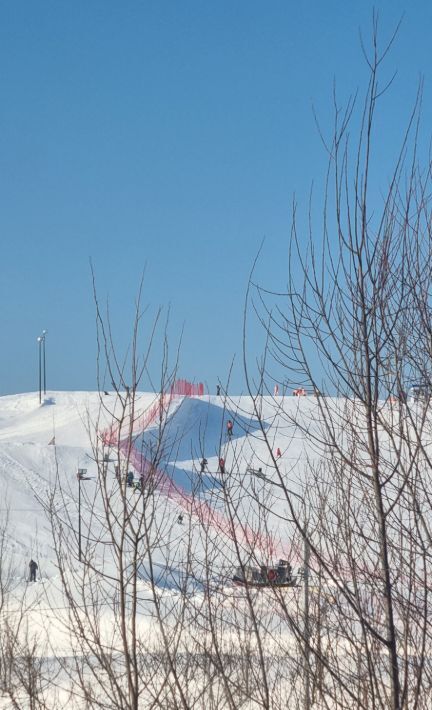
xmin=77 ymin=468 xmax=89 ymax=562
xmin=42 ymin=330 xmax=47 ymax=394
xmin=37 ymin=336 xmax=42 ymax=404
xmin=251 ymin=468 xmax=310 ymax=710
xmin=37 ymin=330 xmax=47 ymax=403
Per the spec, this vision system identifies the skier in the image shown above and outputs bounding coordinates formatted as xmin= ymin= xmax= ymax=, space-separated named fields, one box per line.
xmin=219 ymin=457 xmax=225 ymax=474
xmin=200 ymin=458 xmax=208 ymax=473
xmin=177 ymin=514 xmax=184 ymax=525
xmin=227 ymin=420 xmax=233 ymax=439
xmin=276 ymin=447 xmax=282 ymax=458
xmin=216 ymin=384 xmax=221 ymax=396
xmin=127 ymin=471 xmax=134 ymax=487
xmin=29 ymin=559 xmax=38 ymax=583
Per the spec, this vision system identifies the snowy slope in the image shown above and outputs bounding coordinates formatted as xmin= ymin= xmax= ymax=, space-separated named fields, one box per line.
xmin=0 ymin=387 xmax=351 ymax=695
xmin=0 ymin=391 xmax=333 ymax=579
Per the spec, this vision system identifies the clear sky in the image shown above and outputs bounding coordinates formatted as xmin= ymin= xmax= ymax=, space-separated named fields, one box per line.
xmin=1 ymin=1 xmax=430 ymax=395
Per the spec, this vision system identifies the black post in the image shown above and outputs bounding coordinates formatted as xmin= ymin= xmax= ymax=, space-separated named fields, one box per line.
xmin=304 ymin=530 xmax=311 ymax=710
xmin=248 ymin=465 xmax=310 ymax=706
xmin=78 ymin=475 xmax=82 ymax=562
xmin=43 ymin=336 xmax=46 ymax=394
xmin=38 ymin=338 xmax=42 ymax=404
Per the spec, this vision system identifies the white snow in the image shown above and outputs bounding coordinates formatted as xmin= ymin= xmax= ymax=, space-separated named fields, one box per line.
xmin=0 ymin=389 xmax=326 ymax=707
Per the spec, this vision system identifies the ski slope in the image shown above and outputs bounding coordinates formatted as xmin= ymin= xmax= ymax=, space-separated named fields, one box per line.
xmin=1 ymin=387 xmax=413 ymax=707
xmin=0 ymin=389 xmax=318 ymax=578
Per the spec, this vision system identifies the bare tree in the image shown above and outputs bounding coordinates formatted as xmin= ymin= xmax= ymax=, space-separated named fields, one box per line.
xmin=0 ymin=506 xmax=58 ymax=709
xmin=242 ymin=17 xmax=432 ymax=709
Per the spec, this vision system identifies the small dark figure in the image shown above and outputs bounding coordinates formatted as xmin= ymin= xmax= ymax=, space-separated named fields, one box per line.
xmin=277 ymin=559 xmax=292 ymax=584
xmin=29 ymin=559 xmax=38 ymax=583
xmin=276 ymin=447 xmax=282 ymax=458
xmin=216 ymin=384 xmax=221 ymax=396
xmin=177 ymin=514 xmax=184 ymax=524
xmin=200 ymin=458 xmax=208 ymax=473
xmin=104 ymin=391 xmax=109 ymax=396
xmin=219 ymin=457 xmax=225 ymax=474
xmin=127 ymin=471 xmax=134 ymax=487
xmin=227 ymin=420 xmax=233 ymax=438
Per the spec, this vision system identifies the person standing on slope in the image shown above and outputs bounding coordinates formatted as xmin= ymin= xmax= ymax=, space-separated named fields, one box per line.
xmin=29 ymin=559 xmax=38 ymax=583
xmin=200 ymin=458 xmax=208 ymax=473
xmin=227 ymin=420 xmax=233 ymax=439
xmin=219 ymin=458 xmax=225 ymax=474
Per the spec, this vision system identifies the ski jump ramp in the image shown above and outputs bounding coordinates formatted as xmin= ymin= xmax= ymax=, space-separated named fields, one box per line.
xmin=103 ymin=381 xmax=297 ymax=562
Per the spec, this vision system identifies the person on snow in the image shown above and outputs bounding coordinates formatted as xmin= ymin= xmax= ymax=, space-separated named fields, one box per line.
xmin=219 ymin=457 xmax=225 ymax=474
xmin=29 ymin=559 xmax=38 ymax=583
xmin=200 ymin=458 xmax=208 ymax=473
xmin=177 ymin=514 xmax=184 ymax=525
xmin=227 ymin=420 xmax=233 ymax=439
xmin=127 ymin=471 xmax=134 ymax=487
xmin=276 ymin=447 xmax=282 ymax=458
xmin=216 ymin=384 xmax=221 ymax=396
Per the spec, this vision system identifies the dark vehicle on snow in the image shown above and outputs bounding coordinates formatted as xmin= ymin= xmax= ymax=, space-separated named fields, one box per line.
xmin=233 ymin=559 xmax=297 ymax=588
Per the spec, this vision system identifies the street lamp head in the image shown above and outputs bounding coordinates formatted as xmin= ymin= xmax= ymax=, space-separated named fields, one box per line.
xmin=37 ymin=336 xmax=42 ymax=343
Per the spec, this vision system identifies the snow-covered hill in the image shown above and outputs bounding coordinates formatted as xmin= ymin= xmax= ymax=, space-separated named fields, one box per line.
xmin=0 ymin=389 xmax=317 ymax=577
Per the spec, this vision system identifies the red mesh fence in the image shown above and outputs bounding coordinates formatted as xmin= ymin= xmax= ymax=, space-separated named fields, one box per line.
xmin=102 ymin=379 xmax=203 ymax=446
xmin=120 ymin=438 xmax=294 ymax=560
xmin=102 ymin=378 xmax=295 ymax=560
xmin=170 ymin=379 xmax=204 ymax=396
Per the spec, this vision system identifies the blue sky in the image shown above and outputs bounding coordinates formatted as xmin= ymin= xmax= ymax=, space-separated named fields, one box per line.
xmin=0 ymin=1 xmax=430 ymax=395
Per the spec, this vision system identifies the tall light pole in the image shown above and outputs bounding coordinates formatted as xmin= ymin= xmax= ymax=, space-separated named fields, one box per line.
xmin=303 ymin=525 xmax=311 ymax=710
xmin=37 ymin=335 xmax=42 ymax=404
xmin=42 ymin=330 xmax=47 ymax=394
xmin=77 ymin=468 xmax=89 ymax=562
xmin=251 ymin=468 xmax=310 ymax=710
xmin=37 ymin=330 xmax=47 ymax=403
